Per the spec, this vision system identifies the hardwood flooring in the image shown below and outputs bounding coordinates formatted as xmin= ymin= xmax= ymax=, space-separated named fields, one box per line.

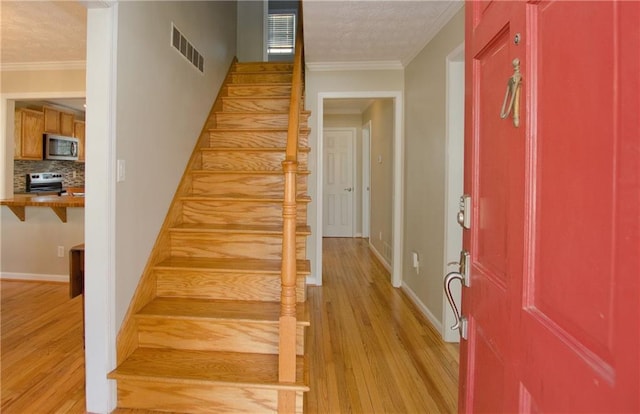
xmin=305 ymin=238 xmax=459 ymax=414
xmin=1 ymin=280 xmax=86 ymax=414
xmin=0 ymin=238 xmax=459 ymax=413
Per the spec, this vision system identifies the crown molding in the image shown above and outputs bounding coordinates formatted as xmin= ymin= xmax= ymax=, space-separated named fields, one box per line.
xmin=306 ymin=60 xmax=404 ymax=72
xmin=1 ymin=61 xmax=86 ymax=72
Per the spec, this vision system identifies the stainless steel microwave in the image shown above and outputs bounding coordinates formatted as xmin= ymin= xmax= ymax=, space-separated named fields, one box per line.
xmin=44 ymin=134 xmax=79 ymax=161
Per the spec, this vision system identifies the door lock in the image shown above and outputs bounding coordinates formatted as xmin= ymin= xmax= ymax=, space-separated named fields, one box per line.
xmin=457 ymin=194 xmax=471 ymax=229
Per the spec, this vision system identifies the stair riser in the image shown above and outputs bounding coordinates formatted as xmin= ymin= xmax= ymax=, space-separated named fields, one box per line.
xmin=182 ymin=200 xmax=308 ymax=226
xmin=209 ymin=130 xmax=309 ymax=148
xmin=226 ymin=84 xmax=291 ymax=97
xmin=230 ymin=73 xmax=292 ymax=84
xmin=215 ymin=113 xmax=309 ymax=129
xmin=117 ymin=380 xmax=303 ymax=413
xmin=191 ymin=173 xmax=307 ymax=198
xmin=155 ymin=269 xmax=306 ymax=302
xmin=222 ymin=98 xmax=290 ymax=113
xmin=234 ymin=63 xmax=293 ymax=72
xmin=201 ymin=150 xmax=308 ymax=172
xmin=137 ymin=319 xmax=305 ymax=355
xmin=170 ymin=233 xmax=307 ymax=260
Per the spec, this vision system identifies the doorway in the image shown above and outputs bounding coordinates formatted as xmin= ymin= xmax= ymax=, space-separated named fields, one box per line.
xmin=442 ymin=43 xmax=464 ymax=342
xmin=315 ymin=91 xmax=403 ymax=287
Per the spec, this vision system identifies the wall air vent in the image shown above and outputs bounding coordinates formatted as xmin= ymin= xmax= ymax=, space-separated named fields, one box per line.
xmin=171 ymin=23 xmax=204 ymax=73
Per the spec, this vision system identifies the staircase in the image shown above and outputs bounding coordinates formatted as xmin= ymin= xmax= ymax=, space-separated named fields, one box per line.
xmin=108 ymin=59 xmax=311 ymax=413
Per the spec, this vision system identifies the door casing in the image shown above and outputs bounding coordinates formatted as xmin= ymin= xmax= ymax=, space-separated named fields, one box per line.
xmin=314 ymin=91 xmax=403 ymax=287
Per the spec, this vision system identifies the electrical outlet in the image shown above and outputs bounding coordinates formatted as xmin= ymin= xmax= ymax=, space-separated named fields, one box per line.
xmin=72 ymin=170 xmax=77 ymax=179
xmin=412 ymin=251 xmax=420 ymax=274
xmin=57 ymin=246 xmax=65 ymax=258
xmin=379 ymin=231 xmax=382 ymax=241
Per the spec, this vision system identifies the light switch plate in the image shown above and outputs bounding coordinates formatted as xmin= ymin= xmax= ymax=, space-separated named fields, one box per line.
xmin=117 ymin=159 xmax=126 ymax=182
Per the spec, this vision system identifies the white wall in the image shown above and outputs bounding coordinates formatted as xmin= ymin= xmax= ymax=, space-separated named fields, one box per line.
xmin=113 ymin=0 xmax=236 ymax=330
xmin=237 ymin=0 xmax=265 ymax=62
xmin=84 ymin=2 xmax=236 ymax=411
xmin=305 ymin=68 xmax=403 ymax=285
xmin=402 ymin=7 xmax=465 ymax=327
xmin=363 ymin=99 xmax=394 ymax=265
xmin=1 ymin=208 xmax=84 ymax=278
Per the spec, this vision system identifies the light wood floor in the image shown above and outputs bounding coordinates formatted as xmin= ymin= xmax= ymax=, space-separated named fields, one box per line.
xmin=0 ymin=238 xmax=459 ymax=413
xmin=1 ymin=280 xmax=86 ymax=413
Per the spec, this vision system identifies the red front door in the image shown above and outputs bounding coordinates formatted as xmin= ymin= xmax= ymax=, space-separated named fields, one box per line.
xmin=460 ymin=1 xmax=639 ymax=412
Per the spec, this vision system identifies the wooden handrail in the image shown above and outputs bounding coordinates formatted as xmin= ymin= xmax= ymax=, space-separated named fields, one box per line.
xmin=279 ymin=1 xmax=304 ymax=412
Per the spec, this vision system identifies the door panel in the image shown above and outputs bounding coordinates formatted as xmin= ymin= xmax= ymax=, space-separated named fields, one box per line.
xmin=520 ymin=1 xmax=639 ymax=412
xmin=323 ymin=129 xmax=354 ymax=237
xmin=462 ymin=0 xmax=639 ymax=412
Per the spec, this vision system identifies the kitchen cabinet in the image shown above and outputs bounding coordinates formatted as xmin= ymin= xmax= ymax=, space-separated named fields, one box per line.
xmin=73 ymin=121 xmax=85 ymax=162
xmin=60 ymin=112 xmax=75 ymax=136
xmin=44 ymin=106 xmax=75 ymax=135
xmin=43 ymin=106 xmax=60 ymax=133
xmin=14 ymin=108 xmax=44 ymax=160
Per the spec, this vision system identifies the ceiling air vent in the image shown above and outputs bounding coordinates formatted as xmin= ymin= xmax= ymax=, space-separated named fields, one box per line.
xmin=171 ymin=23 xmax=204 ymax=73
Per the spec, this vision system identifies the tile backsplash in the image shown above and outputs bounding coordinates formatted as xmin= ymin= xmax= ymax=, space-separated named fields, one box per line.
xmin=14 ymin=160 xmax=85 ymax=192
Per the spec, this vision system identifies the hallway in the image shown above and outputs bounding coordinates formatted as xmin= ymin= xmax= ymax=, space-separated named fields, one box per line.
xmin=306 ymin=238 xmax=459 ymax=413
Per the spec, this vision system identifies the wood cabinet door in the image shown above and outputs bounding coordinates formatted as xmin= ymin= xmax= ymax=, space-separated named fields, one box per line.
xmin=17 ymin=109 xmax=44 ymax=160
xmin=461 ymin=1 xmax=639 ymax=412
xmin=43 ymin=106 xmax=60 ymax=134
xmin=74 ymin=121 xmax=86 ymax=162
xmin=60 ymin=112 xmax=75 ymax=136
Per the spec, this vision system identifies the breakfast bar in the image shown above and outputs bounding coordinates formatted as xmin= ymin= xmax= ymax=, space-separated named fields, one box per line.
xmin=0 ymin=194 xmax=85 ymax=223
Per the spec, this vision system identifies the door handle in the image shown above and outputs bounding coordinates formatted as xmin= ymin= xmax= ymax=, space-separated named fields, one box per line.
xmin=444 ymin=271 xmax=468 ymax=340
xmin=344 ymin=187 xmax=352 ymax=192
xmin=499 ymin=58 xmax=522 ymax=128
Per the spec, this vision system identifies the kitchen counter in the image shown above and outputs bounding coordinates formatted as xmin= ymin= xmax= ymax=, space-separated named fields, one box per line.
xmin=1 ymin=194 xmax=85 ymax=223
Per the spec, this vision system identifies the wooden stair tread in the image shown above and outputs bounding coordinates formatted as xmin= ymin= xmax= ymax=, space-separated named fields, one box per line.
xmin=202 ymin=146 xmax=310 ymax=153
xmin=110 ymin=348 xmax=308 ymax=390
xmin=227 ymin=82 xmax=292 ymax=87
xmin=191 ymin=169 xmax=310 ymax=175
xmin=180 ymin=195 xmax=311 ymax=203
xmin=137 ymin=297 xmax=309 ymax=325
xmin=169 ymin=223 xmax=311 ymax=235
xmin=208 ymin=127 xmax=310 ymax=133
xmin=155 ymin=257 xmax=311 ymax=274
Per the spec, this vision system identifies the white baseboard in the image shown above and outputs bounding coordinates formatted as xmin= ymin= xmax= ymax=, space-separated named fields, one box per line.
xmin=401 ymin=282 xmax=443 ymax=334
xmin=368 ymin=241 xmax=392 ymax=273
xmin=1 ymin=272 xmax=68 ymax=283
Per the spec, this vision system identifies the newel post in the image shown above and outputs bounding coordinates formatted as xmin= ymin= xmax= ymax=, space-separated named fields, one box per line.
xmin=279 ymin=159 xmax=298 ymax=412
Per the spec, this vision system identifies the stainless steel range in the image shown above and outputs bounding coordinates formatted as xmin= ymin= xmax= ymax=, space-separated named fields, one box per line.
xmin=26 ymin=172 xmax=63 ymax=194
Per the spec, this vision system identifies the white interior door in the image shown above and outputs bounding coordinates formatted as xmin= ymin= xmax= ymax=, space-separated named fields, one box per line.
xmin=323 ymin=128 xmax=355 ymax=237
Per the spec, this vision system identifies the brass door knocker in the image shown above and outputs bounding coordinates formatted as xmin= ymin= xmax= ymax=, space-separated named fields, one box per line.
xmin=500 ymin=58 xmax=522 ymax=127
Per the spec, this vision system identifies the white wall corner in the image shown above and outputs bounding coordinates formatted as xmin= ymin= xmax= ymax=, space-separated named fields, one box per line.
xmin=84 ymin=3 xmax=118 ymax=413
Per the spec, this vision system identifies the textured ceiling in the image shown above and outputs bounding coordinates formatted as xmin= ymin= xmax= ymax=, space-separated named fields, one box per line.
xmin=303 ymin=0 xmax=462 ymax=66
xmin=0 ymin=0 xmax=87 ymax=65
